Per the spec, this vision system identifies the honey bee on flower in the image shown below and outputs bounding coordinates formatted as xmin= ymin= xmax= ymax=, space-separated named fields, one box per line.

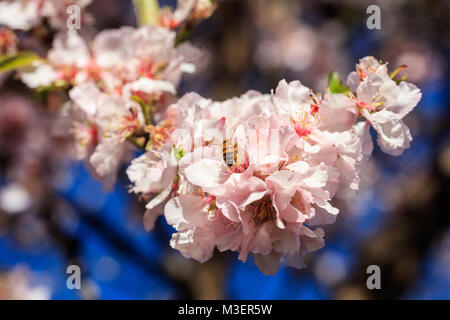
xmin=0 ymin=0 xmax=421 ymax=276
xmin=122 ymin=56 xmax=421 ymax=274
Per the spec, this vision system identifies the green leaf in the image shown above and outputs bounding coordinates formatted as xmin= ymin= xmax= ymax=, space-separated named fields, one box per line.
xmin=0 ymin=51 xmax=42 ymax=73
xmin=328 ymin=71 xmax=351 ymax=95
xmin=174 ymin=146 xmax=184 ymax=160
xmin=133 ymin=0 xmax=160 ymax=26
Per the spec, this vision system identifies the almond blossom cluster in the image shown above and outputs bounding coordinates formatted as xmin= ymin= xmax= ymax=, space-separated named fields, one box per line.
xmin=122 ymin=57 xmax=421 ymax=274
xmin=1 ymin=0 xmax=421 ymax=274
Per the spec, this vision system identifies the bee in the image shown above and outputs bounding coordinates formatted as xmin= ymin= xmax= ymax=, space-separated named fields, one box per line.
xmin=222 ymin=140 xmax=238 ymax=167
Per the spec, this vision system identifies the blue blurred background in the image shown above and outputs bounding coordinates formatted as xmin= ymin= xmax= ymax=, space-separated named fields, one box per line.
xmin=0 ymin=0 xmax=449 ymax=299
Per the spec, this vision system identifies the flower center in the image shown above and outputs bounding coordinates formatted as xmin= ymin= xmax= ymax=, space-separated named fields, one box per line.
xmin=72 ymin=122 xmax=98 ymax=155
xmin=252 ymin=195 xmax=277 ymax=226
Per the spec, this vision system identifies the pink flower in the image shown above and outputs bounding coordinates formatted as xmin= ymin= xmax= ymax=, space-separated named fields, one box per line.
xmin=355 ymin=73 xmax=421 ymax=156
xmin=127 ymin=143 xmax=178 ymax=231
xmin=346 ymin=56 xmax=421 ymax=156
xmin=20 ymin=26 xmax=198 ymax=94
xmin=20 ymin=31 xmax=94 ymax=88
xmin=346 ymin=56 xmax=389 ymax=91
xmin=69 ymin=82 xmax=140 ymax=187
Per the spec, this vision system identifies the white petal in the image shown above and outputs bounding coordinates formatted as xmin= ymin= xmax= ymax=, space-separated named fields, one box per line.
xmin=146 ymin=181 xmax=173 ymax=210
xmin=364 ymin=109 xmax=411 ymax=156
xmin=352 ymin=121 xmax=373 ymax=162
xmin=356 ymin=73 xmax=388 ymax=102
xmin=252 ymin=223 xmax=273 ymax=255
xmin=239 ymin=190 xmax=270 ymax=209
xmin=89 ymin=136 xmax=125 ymax=178
xmin=319 ymin=94 xmax=357 ymax=132
xmin=126 ymin=152 xmax=163 ymax=194
xmin=346 ymin=71 xmax=361 ymax=92
xmin=122 ymin=78 xmax=176 ymax=99
xmin=0 ymin=0 xmax=40 ymax=30
xmin=385 ymin=81 xmax=422 ymax=119
xmin=93 ymin=27 xmax=135 ymax=68
xmin=272 ymin=79 xmax=310 ymax=115
xmin=164 ymin=194 xmax=209 ymax=229
xmin=69 ymin=82 xmax=102 ymax=116
xmin=48 ymin=31 xmax=90 ymax=67
xmin=184 ymin=159 xmax=228 ymax=188
xmin=20 ymin=64 xmax=57 ymax=89
xmin=300 ymin=226 xmax=325 ymax=253
xmin=170 ymin=228 xmax=215 ymax=263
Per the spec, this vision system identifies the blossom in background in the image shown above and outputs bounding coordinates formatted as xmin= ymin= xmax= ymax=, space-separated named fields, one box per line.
xmin=0 ymin=0 xmax=92 ymax=31
xmin=69 ymin=80 xmax=175 ymax=188
xmin=159 ymin=0 xmax=216 ymax=29
xmin=18 ymin=24 xmax=196 ymax=188
xmin=21 ymin=26 xmax=197 ymax=92
xmin=0 ymin=266 xmax=50 ymax=300
xmin=0 ymin=27 xmax=17 ymax=55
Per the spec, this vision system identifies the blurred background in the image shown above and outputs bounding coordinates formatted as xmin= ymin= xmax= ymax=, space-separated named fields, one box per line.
xmin=0 ymin=0 xmax=449 ymax=299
